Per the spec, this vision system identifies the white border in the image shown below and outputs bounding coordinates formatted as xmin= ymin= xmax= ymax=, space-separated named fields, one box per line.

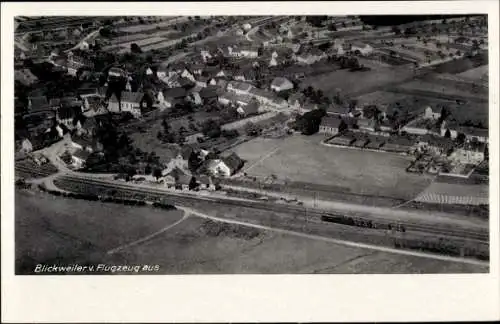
xmin=2 ymin=1 xmax=499 ymax=322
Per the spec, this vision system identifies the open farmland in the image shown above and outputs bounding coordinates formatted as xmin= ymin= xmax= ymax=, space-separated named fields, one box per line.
xmin=16 ymin=190 xmax=486 ymax=274
xmin=300 ymin=64 xmax=413 ymax=97
xmin=15 ymin=190 xmax=184 ymax=274
xmin=116 ymin=17 xmax=190 ymax=33
xmin=230 ymin=135 xmax=432 ymax=200
xmin=456 ymin=65 xmax=488 ymax=81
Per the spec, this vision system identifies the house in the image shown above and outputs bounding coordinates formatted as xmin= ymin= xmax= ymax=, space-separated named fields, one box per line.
xmin=451 ymin=142 xmax=486 ymax=165
xmin=20 ymin=138 xmax=33 ymax=154
xmin=207 ymin=152 xmax=244 ymax=177
xmin=71 ymin=149 xmax=91 ymax=169
xmin=188 ymin=91 xmax=203 ymax=106
xmin=200 ymin=49 xmax=213 ymax=63
xmin=71 ymin=135 xmax=94 ymax=152
xmin=198 ymin=175 xmax=217 ymax=190
xmin=227 ymin=81 xmax=254 ymax=95
xmin=28 ymin=96 xmax=50 ymax=113
xmin=195 ymin=75 xmax=210 ymax=88
xmin=351 ymin=42 xmax=374 ymax=56
xmin=236 ymin=100 xmax=260 ymax=117
xmin=180 ymin=68 xmax=196 ymax=82
xmin=218 ymin=91 xmax=254 ymax=107
xmin=199 ymin=86 xmax=219 ymax=104
xmin=249 ymin=88 xmax=278 ymax=105
xmin=156 ymin=67 xmax=169 ymax=80
xmin=418 ymin=135 xmax=455 ymax=156
xmin=158 ymin=87 xmax=187 ymax=108
xmin=107 ymin=92 xmax=144 ymax=118
xmin=56 ymin=104 xmax=83 ymax=130
xmin=319 ymin=115 xmax=344 ymax=135
xmin=107 ymin=67 xmax=127 ymax=80
xmin=383 ymin=137 xmax=416 ymax=154
xmin=423 ymin=106 xmax=441 ymax=120
xmin=233 ymin=68 xmax=257 ymax=82
xmin=190 ymin=64 xmax=205 ymax=76
xmin=294 ymin=48 xmax=326 ymax=65
xmin=270 ymin=77 xmax=294 ymax=92
xmin=15 ymin=69 xmax=38 ymax=86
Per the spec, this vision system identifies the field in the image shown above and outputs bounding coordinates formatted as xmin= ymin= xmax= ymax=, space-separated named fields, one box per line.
xmin=15 ymin=190 xmax=487 ymax=274
xmin=456 ymin=65 xmax=488 ymax=81
xmin=230 ymin=135 xmax=432 ymax=200
xmin=116 ymin=17 xmax=190 ymax=33
xmin=300 ymin=64 xmax=412 ymax=97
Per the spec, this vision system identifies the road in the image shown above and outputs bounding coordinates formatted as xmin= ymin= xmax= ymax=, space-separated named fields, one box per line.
xmin=65 ymin=28 xmax=102 ymax=53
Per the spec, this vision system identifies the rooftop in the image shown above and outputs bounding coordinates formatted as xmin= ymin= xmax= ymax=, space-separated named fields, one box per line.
xmin=110 ymin=91 xmax=144 ymax=104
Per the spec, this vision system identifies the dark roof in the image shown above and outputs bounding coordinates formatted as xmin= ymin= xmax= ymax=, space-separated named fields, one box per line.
xmin=242 ymin=100 xmax=259 ymax=115
xmin=58 ymin=105 xmax=82 ymax=120
xmin=200 ymin=86 xmax=218 ymax=99
xmin=320 ymin=115 xmax=343 ymax=128
xmin=72 ymin=149 xmax=91 ymax=160
xmin=163 ymin=87 xmax=187 ymax=99
xmin=110 ymin=91 xmax=144 ymax=104
xmin=222 ymin=152 xmax=244 ymax=173
xmin=29 ymin=96 xmax=51 ymax=112
xmin=198 ymin=175 xmax=213 ymax=185
xmin=72 ymin=135 xmax=93 ymax=147
xmin=180 ymin=145 xmax=194 ymax=160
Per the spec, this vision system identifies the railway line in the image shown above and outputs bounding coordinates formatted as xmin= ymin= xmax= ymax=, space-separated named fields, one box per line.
xmin=54 ymin=174 xmax=489 ymax=242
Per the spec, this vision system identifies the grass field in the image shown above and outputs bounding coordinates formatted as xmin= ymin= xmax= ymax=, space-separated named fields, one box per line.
xmin=230 ymin=135 xmax=432 ymax=200
xmin=300 ymin=64 xmax=412 ymax=96
xmin=15 ymin=190 xmax=487 ymax=274
xmin=15 ymin=190 xmax=184 ymax=274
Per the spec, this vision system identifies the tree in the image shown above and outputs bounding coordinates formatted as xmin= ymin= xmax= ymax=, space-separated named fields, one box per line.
xmin=327 ymin=23 xmax=337 ymax=31
xmin=456 ymin=133 xmax=466 ymax=145
xmin=392 ymin=26 xmax=401 ymax=35
xmin=245 ymin=122 xmax=262 ymax=136
xmin=189 ymin=176 xmax=198 ymax=190
xmin=161 ymin=118 xmax=170 ymax=133
xmin=338 ymin=119 xmax=348 ymax=133
xmin=153 ymin=168 xmax=162 ymax=180
xmin=130 ymin=43 xmax=142 ymax=54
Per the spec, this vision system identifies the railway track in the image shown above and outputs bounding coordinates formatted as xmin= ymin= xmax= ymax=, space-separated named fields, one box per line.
xmin=54 ymin=175 xmax=489 ymax=242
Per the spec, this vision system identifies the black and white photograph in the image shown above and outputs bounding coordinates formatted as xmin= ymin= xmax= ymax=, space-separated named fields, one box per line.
xmin=12 ymin=13 xmax=491 ymax=275
xmin=2 ymin=1 xmax=499 ymax=322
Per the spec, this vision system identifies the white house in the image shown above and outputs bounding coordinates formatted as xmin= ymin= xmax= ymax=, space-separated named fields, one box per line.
xmin=242 ymin=23 xmax=252 ymax=31
xmin=270 ymin=77 xmax=294 ymax=92
xmin=71 ymin=149 xmax=90 ymax=169
xmin=207 ymin=153 xmax=244 ymax=177
xmin=424 ymin=106 xmax=441 ymax=120
xmin=20 ymin=138 xmax=33 ymax=154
